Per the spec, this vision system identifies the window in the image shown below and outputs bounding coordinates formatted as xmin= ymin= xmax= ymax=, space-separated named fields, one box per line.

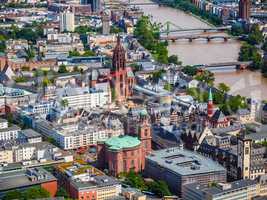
xmin=245 ymin=147 xmax=249 ymax=155
xmin=144 ymin=129 xmax=148 ymax=136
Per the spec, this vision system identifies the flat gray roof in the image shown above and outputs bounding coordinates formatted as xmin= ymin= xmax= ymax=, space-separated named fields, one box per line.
xmin=71 ymin=175 xmax=120 ymax=190
xmin=20 ymin=129 xmax=42 ymax=138
xmin=205 ymin=179 xmax=257 ymax=196
xmin=146 ymin=147 xmax=226 ymax=176
xmin=0 ymin=167 xmax=57 ymax=192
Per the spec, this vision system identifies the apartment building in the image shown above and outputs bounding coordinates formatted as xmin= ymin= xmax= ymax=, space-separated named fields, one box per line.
xmin=55 ymin=86 xmax=110 ymax=110
xmin=34 ymin=112 xmax=124 ymax=150
xmin=0 ymin=118 xmax=21 ymax=141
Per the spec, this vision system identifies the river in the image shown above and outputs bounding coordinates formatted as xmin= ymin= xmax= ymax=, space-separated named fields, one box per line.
xmin=131 ymin=0 xmax=267 ymax=100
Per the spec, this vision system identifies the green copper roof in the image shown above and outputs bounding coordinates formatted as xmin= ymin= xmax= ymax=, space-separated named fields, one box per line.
xmin=105 ymin=135 xmax=141 ymax=151
xmin=208 ymin=88 xmax=213 ymax=101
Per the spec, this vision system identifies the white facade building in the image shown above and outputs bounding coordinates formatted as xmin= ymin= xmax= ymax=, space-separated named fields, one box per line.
xmin=56 ymin=86 xmax=110 ymax=110
xmin=34 ymin=116 xmax=123 ymax=150
xmin=0 ymin=119 xmax=21 ymax=141
xmin=60 ymin=11 xmax=75 ymax=32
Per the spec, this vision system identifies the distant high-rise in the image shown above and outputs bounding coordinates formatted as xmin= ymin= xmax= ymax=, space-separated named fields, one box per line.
xmin=59 ymin=11 xmax=75 ymax=33
xmin=239 ymin=0 xmax=250 ymax=21
xmin=102 ymin=14 xmax=110 ymax=35
xmin=90 ymin=0 xmax=101 ymax=13
xmin=80 ymin=0 xmax=90 ymax=4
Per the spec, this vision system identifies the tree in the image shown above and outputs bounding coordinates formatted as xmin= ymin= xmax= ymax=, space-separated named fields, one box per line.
xmin=56 ymin=187 xmax=69 ymax=198
xmin=247 ymin=24 xmax=263 ymax=45
xmin=83 ymin=50 xmax=95 ymax=56
xmin=60 ymin=99 xmax=69 ymax=108
xmin=75 ymin=26 xmax=92 ymax=34
xmin=218 ymin=83 xmax=230 ymax=94
xmin=148 ymin=180 xmax=172 ymax=197
xmin=25 ymin=46 xmax=35 ymax=61
xmin=58 ymin=64 xmax=68 ymax=73
xmin=125 ymin=170 xmax=147 ymax=191
xmin=231 ymin=22 xmax=245 ymax=36
xmin=168 ymin=55 xmax=181 ymax=65
xmin=195 ymin=70 xmax=214 ymax=86
xmin=22 ymin=186 xmax=50 ymax=199
xmin=0 ymin=39 xmax=6 ymax=53
xmin=134 ymin=16 xmax=168 ymax=64
xmin=69 ymin=50 xmax=80 ymax=57
xmin=182 ymin=65 xmax=198 ymax=76
xmin=129 ymin=63 xmax=141 ymax=72
xmin=3 ymin=190 xmax=22 ymax=200
xmin=164 ymin=83 xmax=173 ymax=91
xmin=42 ymin=77 xmax=51 ymax=87
xmin=110 ymin=25 xmax=124 ymax=34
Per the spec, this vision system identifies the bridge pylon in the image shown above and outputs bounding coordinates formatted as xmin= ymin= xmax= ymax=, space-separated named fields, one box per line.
xmin=161 ymin=21 xmax=182 ymax=36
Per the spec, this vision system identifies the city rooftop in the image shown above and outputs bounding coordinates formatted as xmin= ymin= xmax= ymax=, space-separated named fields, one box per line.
xmin=146 ymin=146 xmax=226 ymax=176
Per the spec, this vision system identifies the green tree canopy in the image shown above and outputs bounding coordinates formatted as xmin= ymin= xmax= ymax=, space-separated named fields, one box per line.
xmin=168 ymin=55 xmax=182 ymax=65
xmin=182 ymin=65 xmax=198 ymax=76
xmin=3 ymin=190 xmax=21 ymax=200
xmin=134 ymin=16 xmax=169 ymax=64
xmin=218 ymin=83 xmax=230 ymax=94
xmin=195 ymin=70 xmax=214 ymax=86
xmin=58 ymin=64 xmax=68 ymax=73
xmin=22 ymin=187 xmax=50 ymax=199
xmin=247 ymin=24 xmax=263 ymax=45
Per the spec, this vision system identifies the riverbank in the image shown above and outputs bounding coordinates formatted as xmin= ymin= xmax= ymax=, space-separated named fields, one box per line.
xmin=156 ymin=0 xmax=222 ymax=26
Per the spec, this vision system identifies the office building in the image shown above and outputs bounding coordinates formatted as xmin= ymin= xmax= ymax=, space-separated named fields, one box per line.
xmin=60 ymin=11 xmax=75 ymax=32
xmin=102 ymin=13 xmax=110 ymax=35
xmin=90 ymin=0 xmax=101 ymax=13
xmin=183 ymin=179 xmax=259 ymax=200
xmin=19 ymin=129 xmax=42 ymax=144
xmin=0 ymin=167 xmax=57 ymax=197
xmin=145 ymin=146 xmax=226 ymax=196
xmin=55 ymin=161 xmax=121 ymax=200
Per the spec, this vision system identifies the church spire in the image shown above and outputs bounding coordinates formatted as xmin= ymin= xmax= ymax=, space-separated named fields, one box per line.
xmin=207 ymin=88 xmax=213 ymax=118
xmin=208 ymin=88 xmax=213 ymax=101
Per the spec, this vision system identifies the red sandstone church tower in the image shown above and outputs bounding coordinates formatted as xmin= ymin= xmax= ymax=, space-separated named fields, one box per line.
xmin=111 ymin=36 xmax=128 ymax=103
xmin=239 ymin=0 xmax=250 ymax=21
xmin=138 ymin=113 xmax=152 ymax=170
xmin=207 ymin=88 xmax=214 ymax=118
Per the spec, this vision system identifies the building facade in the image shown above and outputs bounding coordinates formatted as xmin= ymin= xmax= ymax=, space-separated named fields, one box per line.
xmin=0 ymin=119 xmax=20 ymax=141
xmin=60 ymin=11 xmax=75 ymax=32
xmin=239 ymin=0 xmax=250 ymax=20
xmin=183 ymin=180 xmax=259 ymax=200
xmin=55 ymin=161 xmax=121 ymax=200
xmin=145 ymin=146 xmax=226 ymax=196
xmin=111 ymin=36 xmax=135 ymax=103
xmin=97 ymin=135 xmax=144 ymax=176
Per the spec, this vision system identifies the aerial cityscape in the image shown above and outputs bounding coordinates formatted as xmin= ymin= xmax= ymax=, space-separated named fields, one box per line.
xmin=0 ymin=0 xmax=267 ymax=199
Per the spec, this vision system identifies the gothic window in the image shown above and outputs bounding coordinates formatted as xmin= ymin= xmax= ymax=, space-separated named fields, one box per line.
xmin=245 ymin=147 xmax=249 ymax=155
xmin=123 ymin=160 xmax=127 ymax=171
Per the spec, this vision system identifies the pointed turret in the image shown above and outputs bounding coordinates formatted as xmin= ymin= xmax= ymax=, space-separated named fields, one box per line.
xmin=207 ymin=88 xmax=213 ymax=118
